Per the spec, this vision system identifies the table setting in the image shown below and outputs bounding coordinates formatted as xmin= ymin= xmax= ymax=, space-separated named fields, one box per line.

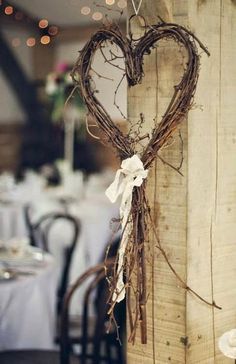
xmin=0 ymin=239 xmax=57 ymax=351
xmin=0 ymin=166 xmax=120 ymax=342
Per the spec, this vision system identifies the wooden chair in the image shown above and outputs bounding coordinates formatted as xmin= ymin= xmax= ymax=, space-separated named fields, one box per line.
xmin=60 ymin=258 xmax=125 ymax=364
xmin=100 ymin=235 xmax=126 ymax=359
xmin=24 ymin=207 xmax=80 ymax=313
xmin=0 ymin=259 xmax=125 ymax=364
xmin=24 ymin=204 xmax=37 ymax=247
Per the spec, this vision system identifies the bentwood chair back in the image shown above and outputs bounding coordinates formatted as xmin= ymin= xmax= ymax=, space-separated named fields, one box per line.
xmin=0 ymin=259 xmax=125 ymax=364
xmin=60 ymin=258 xmax=125 ymax=364
xmin=24 ymin=204 xmax=37 ymax=246
xmin=24 ymin=207 xmax=80 ymax=313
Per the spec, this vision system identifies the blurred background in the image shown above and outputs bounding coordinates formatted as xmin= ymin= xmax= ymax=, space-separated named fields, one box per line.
xmin=0 ymin=1 xmax=127 ymax=363
xmin=0 ymin=0 xmax=127 ymax=176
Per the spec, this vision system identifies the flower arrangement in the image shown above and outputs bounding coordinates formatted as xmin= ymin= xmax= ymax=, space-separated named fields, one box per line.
xmin=45 ymin=62 xmax=86 ymax=170
xmin=45 ymin=62 xmax=84 ymax=123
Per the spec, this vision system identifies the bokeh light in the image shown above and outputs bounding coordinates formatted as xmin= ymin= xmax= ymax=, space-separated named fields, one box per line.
xmin=117 ymin=0 xmax=127 ymax=9
xmin=81 ymin=6 xmax=91 ymax=15
xmin=12 ymin=38 xmax=21 ymax=47
xmin=40 ymin=35 xmax=50 ymax=45
xmin=5 ymin=6 xmax=13 ymax=15
xmin=92 ymin=12 xmax=103 ymax=21
xmin=48 ymin=26 xmax=58 ymax=36
xmin=106 ymin=0 xmax=115 ymax=5
xmin=26 ymin=37 xmax=36 ymax=47
xmin=39 ymin=19 xmax=48 ymax=29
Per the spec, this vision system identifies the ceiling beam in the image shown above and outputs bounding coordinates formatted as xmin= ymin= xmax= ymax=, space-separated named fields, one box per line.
xmin=0 ymin=28 xmax=48 ymax=125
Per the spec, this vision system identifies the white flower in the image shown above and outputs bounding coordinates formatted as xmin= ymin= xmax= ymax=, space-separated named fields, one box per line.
xmin=219 ymin=329 xmax=236 ymax=359
xmin=45 ymin=73 xmax=58 ymax=95
xmin=45 ymin=79 xmax=57 ymax=95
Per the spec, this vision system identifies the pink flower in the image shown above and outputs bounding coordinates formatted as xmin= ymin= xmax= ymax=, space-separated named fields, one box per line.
xmin=55 ymin=62 xmax=69 ymax=73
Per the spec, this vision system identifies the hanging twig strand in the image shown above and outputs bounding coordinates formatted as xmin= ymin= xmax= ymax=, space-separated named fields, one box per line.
xmin=72 ymin=20 xmax=213 ymax=344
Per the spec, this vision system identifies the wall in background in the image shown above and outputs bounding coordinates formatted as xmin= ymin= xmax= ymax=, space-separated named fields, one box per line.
xmin=0 ymin=22 xmax=127 ymax=124
xmin=0 ymin=21 xmax=126 ymax=172
xmin=55 ymin=38 xmax=127 ymax=121
xmin=0 ymin=26 xmax=34 ymax=124
xmin=0 ymin=69 xmax=25 ymax=123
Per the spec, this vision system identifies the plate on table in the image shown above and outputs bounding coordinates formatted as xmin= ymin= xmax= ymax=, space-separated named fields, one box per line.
xmin=0 ymin=246 xmax=45 ymax=266
xmin=0 ymin=268 xmax=17 ymax=281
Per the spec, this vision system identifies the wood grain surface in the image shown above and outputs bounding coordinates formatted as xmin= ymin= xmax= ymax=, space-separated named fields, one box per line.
xmin=127 ymin=0 xmax=236 ymax=363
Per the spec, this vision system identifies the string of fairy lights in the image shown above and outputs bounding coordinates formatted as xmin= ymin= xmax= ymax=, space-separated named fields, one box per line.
xmin=0 ymin=0 xmax=127 ymax=49
xmin=0 ymin=2 xmax=58 ymax=47
xmin=80 ymin=0 xmax=127 ymax=20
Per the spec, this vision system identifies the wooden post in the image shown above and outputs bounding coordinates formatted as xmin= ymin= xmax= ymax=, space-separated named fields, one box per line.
xmin=127 ymin=0 xmax=236 ymax=363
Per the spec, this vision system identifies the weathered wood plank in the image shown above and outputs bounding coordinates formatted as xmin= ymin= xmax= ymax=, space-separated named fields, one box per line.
xmin=212 ymin=0 xmax=236 ymax=362
xmin=127 ymin=0 xmax=236 ymax=363
xmin=127 ymin=1 xmax=186 ymax=363
xmin=186 ymin=0 xmax=220 ymax=362
xmin=187 ymin=0 xmax=236 ymax=362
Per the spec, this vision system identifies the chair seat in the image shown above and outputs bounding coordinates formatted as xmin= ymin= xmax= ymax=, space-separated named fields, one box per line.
xmin=0 ymin=350 xmax=79 ymax=364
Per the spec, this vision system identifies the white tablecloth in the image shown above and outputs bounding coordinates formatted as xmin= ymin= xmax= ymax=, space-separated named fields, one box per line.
xmin=0 ymin=255 xmax=57 ymax=351
xmin=0 ymin=192 xmax=119 ymax=271
xmin=0 ymin=185 xmax=119 ymax=316
xmin=70 ymin=194 xmax=119 ymax=273
xmin=0 ymin=202 xmax=27 ymax=241
xmin=45 ymin=194 xmax=119 ymax=316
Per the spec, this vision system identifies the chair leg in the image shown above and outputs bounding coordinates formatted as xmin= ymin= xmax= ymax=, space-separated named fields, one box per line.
xmin=105 ymin=339 xmax=112 ymax=363
xmin=117 ymin=343 xmax=124 ymax=364
xmin=93 ymin=341 xmax=102 ymax=364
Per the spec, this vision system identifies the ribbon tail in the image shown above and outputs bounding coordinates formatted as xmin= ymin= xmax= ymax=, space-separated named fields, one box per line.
xmin=106 ymin=155 xmax=148 ymax=304
xmin=112 ymin=221 xmax=132 ymax=303
xmin=105 ymin=169 xmax=122 ymax=203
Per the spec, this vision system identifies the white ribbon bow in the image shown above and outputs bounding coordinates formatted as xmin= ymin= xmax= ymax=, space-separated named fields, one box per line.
xmin=105 ymin=154 xmax=148 ymax=302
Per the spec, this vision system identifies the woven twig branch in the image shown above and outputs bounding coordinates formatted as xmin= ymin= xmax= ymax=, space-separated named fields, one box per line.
xmin=72 ymin=20 xmax=213 ymax=344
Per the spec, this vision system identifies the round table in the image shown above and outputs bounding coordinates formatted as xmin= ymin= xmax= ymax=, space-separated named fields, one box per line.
xmin=0 ymin=254 xmax=57 ymax=351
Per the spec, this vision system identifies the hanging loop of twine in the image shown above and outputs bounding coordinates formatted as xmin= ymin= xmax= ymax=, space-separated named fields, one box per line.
xmin=131 ymin=0 xmax=143 ymax=16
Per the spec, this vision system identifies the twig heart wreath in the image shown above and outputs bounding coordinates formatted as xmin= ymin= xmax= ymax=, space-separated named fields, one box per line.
xmin=72 ymin=20 xmax=221 ymax=344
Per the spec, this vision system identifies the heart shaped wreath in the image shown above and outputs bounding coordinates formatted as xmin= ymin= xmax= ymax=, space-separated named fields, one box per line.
xmin=72 ymin=20 xmax=220 ymax=344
